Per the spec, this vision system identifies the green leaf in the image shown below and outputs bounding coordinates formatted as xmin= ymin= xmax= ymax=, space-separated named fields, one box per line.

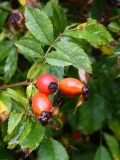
xmin=25 ymin=6 xmax=54 ymax=44
xmin=38 ymin=138 xmax=69 ymax=160
xmin=7 ymin=122 xmax=25 ymax=149
xmin=91 ymin=0 xmax=107 ymax=20
xmin=18 ymin=119 xmax=32 ymax=141
xmin=52 ymin=2 xmax=67 ymax=32
xmin=52 ymin=41 xmax=92 ymax=73
xmin=94 ymin=145 xmax=112 ymax=160
xmin=15 ymin=32 xmax=44 ymax=59
xmin=27 ymin=57 xmax=50 ymax=81
xmin=0 ymin=2 xmax=10 ymax=29
xmin=46 ymin=50 xmax=72 ymax=67
xmin=0 ymin=91 xmax=11 ymax=114
xmin=103 ymin=133 xmax=120 ymax=160
xmin=108 ymin=21 xmax=120 ymax=33
xmin=4 ymin=45 xmax=18 ymax=82
xmin=64 ymin=18 xmax=114 ymax=47
xmin=20 ymin=121 xmax=45 ymax=153
xmin=8 ymin=110 xmax=24 ymax=134
xmin=73 ymin=94 xmax=105 ymax=134
xmin=43 ymin=0 xmax=58 ymax=17
xmin=8 ymin=120 xmax=32 ymax=149
xmin=47 ymin=65 xmax=64 ymax=81
xmin=6 ymin=88 xmax=29 ymax=108
xmin=0 ymin=41 xmax=13 ymax=62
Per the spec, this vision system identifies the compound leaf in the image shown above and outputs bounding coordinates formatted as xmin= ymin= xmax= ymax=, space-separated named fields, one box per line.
xmin=52 ymin=41 xmax=92 ymax=73
xmin=64 ymin=18 xmax=114 ymax=48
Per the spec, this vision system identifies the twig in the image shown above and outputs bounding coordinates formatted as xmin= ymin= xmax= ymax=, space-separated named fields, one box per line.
xmin=0 ymin=80 xmax=28 ymax=90
xmin=0 ymin=4 xmax=13 ymax=12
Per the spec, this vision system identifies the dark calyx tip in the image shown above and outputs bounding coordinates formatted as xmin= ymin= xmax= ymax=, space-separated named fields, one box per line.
xmin=82 ymin=85 xmax=90 ymax=101
xmin=39 ymin=111 xmax=51 ymax=126
xmin=10 ymin=12 xmax=20 ymax=24
xmin=48 ymin=82 xmax=58 ymax=92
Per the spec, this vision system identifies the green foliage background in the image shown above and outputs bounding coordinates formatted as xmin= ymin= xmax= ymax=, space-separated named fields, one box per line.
xmin=0 ymin=0 xmax=120 ymax=160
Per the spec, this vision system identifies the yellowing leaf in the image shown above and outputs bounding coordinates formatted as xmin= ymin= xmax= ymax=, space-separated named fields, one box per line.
xmin=77 ymin=23 xmax=86 ymax=30
xmin=0 ymin=91 xmax=11 ymax=115
xmin=100 ymin=45 xmax=114 ymax=55
xmin=18 ymin=0 xmax=37 ymax=7
xmin=18 ymin=0 xmax=26 ymax=6
xmin=73 ymin=95 xmax=84 ymax=114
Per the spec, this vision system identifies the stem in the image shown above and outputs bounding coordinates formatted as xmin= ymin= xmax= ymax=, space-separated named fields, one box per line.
xmin=110 ymin=15 xmax=120 ymax=21
xmin=100 ymin=129 xmax=102 ymax=146
xmin=41 ymin=33 xmax=63 ymax=63
xmin=0 ymin=4 xmax=13 ymax=12
xmin=0 ymin=81 xmax=28 ymax=90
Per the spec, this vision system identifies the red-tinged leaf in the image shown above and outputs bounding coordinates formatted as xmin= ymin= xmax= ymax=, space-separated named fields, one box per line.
xmin=22 ymin=148 xmax=29 ymax=158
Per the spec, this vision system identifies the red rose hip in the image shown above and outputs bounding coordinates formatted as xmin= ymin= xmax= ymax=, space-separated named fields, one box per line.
xmin=32 ymin=92 xmax=52 ymax=115
xmin=36 ymin=74 xmax=58 ymax=95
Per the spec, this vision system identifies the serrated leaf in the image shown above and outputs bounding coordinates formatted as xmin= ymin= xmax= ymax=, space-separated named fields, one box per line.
xmin=77 ymin=94 xmax=105 ymax=134
xmin=15 ymin=32 xmax=44 ymax=59
xmin=25 ymin=6 xmax=54 ymax=44
xmin=38 ymin=138 xmax=69 ymax=160
xmin=4 ymin=119 xmax=32 ymax=149
xmin=20 ymin=121 xmax=45 ymax=153
xmin=6 ymin=88 xmax=29 ymax=108
xmin=0 ymin=41 xmax=13 ymax=62
xmin=4 ymin=45 xmax=18 ymax=82
xmin=53 ymin=41 xmax=92 ymax=73
xmin=7 ymin=122 xmax=25 ymax=149
xmin=52 ymin=2 xmax=67 ymax=32
xmin=0 ymin=91 xmax=11 ymax=114
xmin=8 ymin=119 xmax=32 ymax=149
xmin=43 ymin=0 xmax=58 ymax=17
xmin=64 ymin=18 xmax=114 ymax=47
xmin=103 ymin=133 xmax=120 ymax=160
xmin=18 ymin=119 xmax=32 ymax=141
xmin=27 ymin=57 xmax=50 ymax=81
xmin=8 ymin=110 xmax=24 ymax=134
xmin=94 ymin=145 xmax=112 ymax=160
xmin=47 ymin=66 xmax=64 ymax=81
xmin=46 ymin=50 xmax=72 ymax=67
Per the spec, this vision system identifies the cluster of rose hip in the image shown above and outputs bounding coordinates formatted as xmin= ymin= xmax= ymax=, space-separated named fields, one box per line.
xmin=32 ymin=74 xmax=90 ymax=126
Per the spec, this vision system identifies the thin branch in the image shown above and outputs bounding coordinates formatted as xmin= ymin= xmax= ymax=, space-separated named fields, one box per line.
xmin=0 ymin=81 xmax=28 ymax=90
xmin=0 ymin=4 xmax=13 ymax=12
xmin=41 ymin=33 xmax=63 ymax=64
